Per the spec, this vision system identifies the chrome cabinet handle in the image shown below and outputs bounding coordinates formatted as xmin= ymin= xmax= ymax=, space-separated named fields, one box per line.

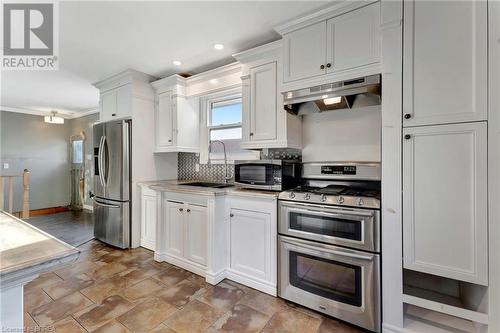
xmin=179 ymin=208 xmax=183 ymax=212
xmin=404 ymin=114 xmax=412 ymax=119
xmin=404 ymin=134 xmax=412 ymax=140
xmin=320 ymin=64 xmax=325 ymax=70
xmin=186 ymin=209 xmax=191 ymax=213
xmin=326 ymin=63 xmax=332 ymax=68
xmin=230 ymin=213 xmax=234 ymax=218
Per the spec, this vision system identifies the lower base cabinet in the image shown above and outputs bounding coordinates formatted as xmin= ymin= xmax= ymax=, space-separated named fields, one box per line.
xmin=164 ymin=199 xmax=208 ymax=270
xmin=226 ymin=196 xmax=277 ymax=296
xmin=140 ymin=186 xmax=157 ymax=251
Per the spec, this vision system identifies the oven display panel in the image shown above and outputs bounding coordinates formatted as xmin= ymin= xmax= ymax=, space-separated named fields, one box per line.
xmin=321 ymin=166 xmax=356 ymax=175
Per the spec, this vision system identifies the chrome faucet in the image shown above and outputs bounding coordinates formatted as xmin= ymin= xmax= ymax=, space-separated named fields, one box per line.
xmin=208 ymin=140 xmax=230 ymax=184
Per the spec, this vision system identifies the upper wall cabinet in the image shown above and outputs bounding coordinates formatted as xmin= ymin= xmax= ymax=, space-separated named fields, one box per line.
xmin=151 ymin=75 xmax=199 ymax=153
xmin=234 ymin=41 xmax=302 ymax=149
xmin=276 ymin=1 xmax=381 ymax=91
xmin=403 ymin=0 xmax=487 ymax=127
xmin=95 ymin=70 xmax=155 ymax=122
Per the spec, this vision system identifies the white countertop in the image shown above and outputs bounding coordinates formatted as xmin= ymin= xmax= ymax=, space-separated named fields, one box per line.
xmin=0 ymin=211 xmax=80 ymax=284
xmin=139 ymin=180 xmax=279 ymax=199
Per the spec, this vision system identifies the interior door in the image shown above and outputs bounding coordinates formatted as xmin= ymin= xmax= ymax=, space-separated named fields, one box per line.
xmin=102 ymin=120 xmax=130 ymax=201
xmin=70 ymin=135 xmax=85 ymax=209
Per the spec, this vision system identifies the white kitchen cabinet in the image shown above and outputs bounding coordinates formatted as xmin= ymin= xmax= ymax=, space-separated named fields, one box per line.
xmin=226 ymin=196 xmax=277 ymax=296
xmin=184 ymin=204 xmax=208 ymax=266
xmin=156 ymin=90 xmax=175 ymax=149
xmin=165 ymin=200 xmax=185 ymax=257
xmin=283 ymin=21 xmax=327 ymax=82
xmin=99 ymin=84 xmax=132 ymax=122
xmin=326 ymin=3 xmax=380 ymax=73
xmin=278 ymin=2 xmax=381 ymax=88
xmin=248 ymin=62 xmax=277 ymax=141
xmin=403 ymin=122 xmax=488 ymax=285
xmin=403 ymin=0 xmax=487 ymax=126
xmin=234 ymin=41 xmax=302 ymax=149
xmin=151 ymin=75 xmax=199 ymax=153
xmin=140 ymin=187 xmax=157 ymax=251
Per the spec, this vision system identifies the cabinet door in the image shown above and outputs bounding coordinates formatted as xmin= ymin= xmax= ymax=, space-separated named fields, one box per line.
xmin=403 ymin=0 xmax=487 ymax=126
xmin=156 ymin=91 xmax=175 ymax=149
xmin=326 ymin=2 xmax=380 ymax=73
xmin=116 ymin=84 xmax=132 ymax=119
xmin=283 ymin=21 xmax=327 ymax=82
xmin=165 ymin=200 xmax=184 ymax=257
xmin=100 ymin=89 xmax=117 ymax=121
xmin=230 ymin=208 xmax=271 ymax=280
xmin=184 ymin=204 xmax=207 ymax=266
xmin=140 ymin=194 xmax=156 ymax=251
xmin=249 ymin=62 xmax=277 ymax=141
xmin=403 ymin=122 xmax=488 ymax=285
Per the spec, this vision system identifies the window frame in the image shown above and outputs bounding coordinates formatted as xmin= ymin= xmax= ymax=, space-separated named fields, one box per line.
xmin=207 ymin=97 xmax=243 ymax=143
xmin=199 ymin=88 xmax=259 ymax=164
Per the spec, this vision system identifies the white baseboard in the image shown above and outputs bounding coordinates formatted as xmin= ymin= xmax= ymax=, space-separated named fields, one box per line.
xmin=205 ymin=269 xmax=226 ymax=285
xmin=154 ymin=252 xmax=206 ymax=278
xmin=83 ymin=204 xmax=93 ymax=212
xmin=225 ymin=269 xmax=277 ymax=296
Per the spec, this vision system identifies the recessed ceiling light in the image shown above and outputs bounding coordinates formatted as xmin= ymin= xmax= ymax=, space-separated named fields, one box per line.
xmin=213 ymin=43 xmax=224 ymax=50
xmin=172 ymin=60 xmax=182 ymax=66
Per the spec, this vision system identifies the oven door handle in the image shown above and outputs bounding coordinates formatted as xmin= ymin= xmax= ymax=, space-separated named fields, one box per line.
xmin=280 ymin=235 xmax=375 ymax=261
xmin=285 ymin=206 xmax=370 ymax=223
xmin=280 ymin=201 xmax=375 ymax=218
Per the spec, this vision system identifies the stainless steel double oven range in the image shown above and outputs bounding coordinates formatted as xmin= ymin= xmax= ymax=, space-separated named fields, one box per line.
xmin=278 ymin=162 xmax=381 ymax=332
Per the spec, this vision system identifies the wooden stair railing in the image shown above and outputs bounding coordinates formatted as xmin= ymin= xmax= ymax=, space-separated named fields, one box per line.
xmin=0 ymin=169 xmax=30 ymax=218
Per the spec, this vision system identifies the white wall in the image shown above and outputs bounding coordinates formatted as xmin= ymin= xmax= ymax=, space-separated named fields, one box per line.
xmin=301 ymin=106 xmax=381 ymax=163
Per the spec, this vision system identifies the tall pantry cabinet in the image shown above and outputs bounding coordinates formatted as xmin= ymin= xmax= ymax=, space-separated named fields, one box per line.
xmin=402 ymin=0 xmax=488 ymax=286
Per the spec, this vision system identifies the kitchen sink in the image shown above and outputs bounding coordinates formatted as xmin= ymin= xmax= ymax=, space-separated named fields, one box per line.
xmin=181 ymin=181 xmax=233 ymax=189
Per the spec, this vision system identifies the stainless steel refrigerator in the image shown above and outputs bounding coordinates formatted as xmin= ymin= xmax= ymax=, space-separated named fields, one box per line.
xmin=92 ymin=119 xmax=131 ymax=249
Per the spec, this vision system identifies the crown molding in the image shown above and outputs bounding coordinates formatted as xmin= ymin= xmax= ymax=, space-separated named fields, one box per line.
xmin=185 ymin=62 xmax=241 ymax=85
xmin=93 ymin=68 xmax=157 ymax=91
xmin=232 ymin=40 xmax=282 ymax=63
xmin=1 ymin=106 xmax=98 ymax=119
xmin=274 ymin=0 xmax=378 ymax=35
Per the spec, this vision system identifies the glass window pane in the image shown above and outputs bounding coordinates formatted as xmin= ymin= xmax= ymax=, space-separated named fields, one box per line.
xmin=210 ymin=127 xmax=242 ymax=141
xmin=211 ymin=102 xmax=242 ymax=126
xmin=73 ymin=140 xmax=83 ymax=164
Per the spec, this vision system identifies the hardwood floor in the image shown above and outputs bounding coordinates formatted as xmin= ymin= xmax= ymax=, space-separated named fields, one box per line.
xmin=24 ymin=240 xmax=363 ymax=333
xmin=25 ymin=210 xmax=94 ymax=247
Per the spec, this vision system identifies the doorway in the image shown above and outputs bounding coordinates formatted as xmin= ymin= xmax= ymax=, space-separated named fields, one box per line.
xmin=70 ymin=133 xmax=85 ymax=210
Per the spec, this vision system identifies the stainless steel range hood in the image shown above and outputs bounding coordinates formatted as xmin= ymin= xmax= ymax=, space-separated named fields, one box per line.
xmin=283 ymin=74 xmax=381 ymax=116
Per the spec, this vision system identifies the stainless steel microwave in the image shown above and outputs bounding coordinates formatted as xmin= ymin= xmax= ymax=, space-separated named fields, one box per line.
xmin=234 ymin=160 xmax=301 ymax=191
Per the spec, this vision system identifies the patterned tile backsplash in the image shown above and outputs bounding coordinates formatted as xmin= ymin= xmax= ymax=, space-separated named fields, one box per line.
xmin=177 ymin=148 xmax=301 ymax=182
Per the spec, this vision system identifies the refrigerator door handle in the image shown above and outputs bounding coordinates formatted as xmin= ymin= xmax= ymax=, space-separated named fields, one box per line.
xmin=102 ymin=135 xmax=109 ymax=185
xmin=98 ymin=136 xmax=105 ymax=186
xmin=94 ymin=199 xmax=120 ymax=208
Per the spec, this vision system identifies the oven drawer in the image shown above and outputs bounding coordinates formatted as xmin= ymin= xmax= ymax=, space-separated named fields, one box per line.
xmin=278 ymin=201 xmax=380 ymax=252
xmin=278 ymin=235 xmax=380 ymax=332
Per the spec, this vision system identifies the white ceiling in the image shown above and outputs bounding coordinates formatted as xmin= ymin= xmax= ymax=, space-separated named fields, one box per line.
xmin=1 ymin=1 xmax=329 ymax=116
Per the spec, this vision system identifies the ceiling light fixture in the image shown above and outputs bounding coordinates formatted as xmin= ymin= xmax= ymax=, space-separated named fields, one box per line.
xmin=213 ymin=43 xmax=224 ymax=50
xmin=172 ymin=60 xmax=182 ymax=66
xmin=44 ymin=111 xmax=64 ymax=124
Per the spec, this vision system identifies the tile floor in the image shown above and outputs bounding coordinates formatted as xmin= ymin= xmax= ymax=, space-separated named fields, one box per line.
xmin=24 ymin=240 xmax=363 ymax=333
